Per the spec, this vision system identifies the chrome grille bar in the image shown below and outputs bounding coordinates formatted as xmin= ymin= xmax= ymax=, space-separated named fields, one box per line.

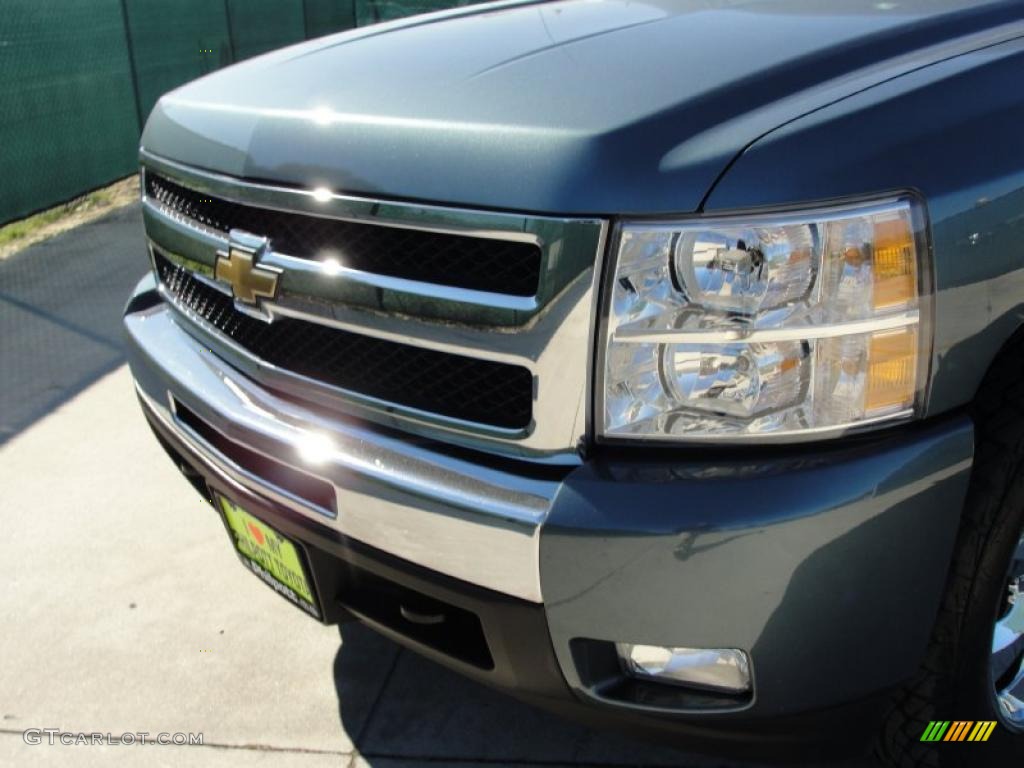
xmin=139 ymin=149 xmax=608 ymax=462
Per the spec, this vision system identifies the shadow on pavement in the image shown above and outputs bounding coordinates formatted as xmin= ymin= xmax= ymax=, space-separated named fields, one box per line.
xmin=334 ymin=623 xmax=718 ymax=767
xmin=0 ymin=204 xmax=147 ymax=445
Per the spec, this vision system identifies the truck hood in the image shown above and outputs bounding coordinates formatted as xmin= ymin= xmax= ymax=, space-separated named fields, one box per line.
xmin=142 ymin=0 xmax=1020 ymax=215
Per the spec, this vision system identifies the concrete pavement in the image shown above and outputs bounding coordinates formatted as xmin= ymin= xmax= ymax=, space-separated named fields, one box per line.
xmin=0 ymin=208 xmax=759 ymax=767
xmin=0 ymin=203 xmax=147 ymax=445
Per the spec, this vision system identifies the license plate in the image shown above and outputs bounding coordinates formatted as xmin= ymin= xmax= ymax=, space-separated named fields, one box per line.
xmin=218 ymin=495 xmax=320 ymax=619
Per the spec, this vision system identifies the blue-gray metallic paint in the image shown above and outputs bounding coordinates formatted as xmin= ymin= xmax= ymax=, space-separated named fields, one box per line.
xmin=141 ymin=0 xmax=1022 ymax=215
xmin=704 ymin=36 xmax=1024 ymax=421
xmin=134 ymin=0 xmax=1024 ymax=722
xmin=141 ymin=0 xmax=1024 ymax=418
xmin=541 ymin=418 xmax=974 ymax=715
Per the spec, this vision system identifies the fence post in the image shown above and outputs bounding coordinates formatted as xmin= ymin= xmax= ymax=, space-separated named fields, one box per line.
xmin=118 ymin=0 xmax=144 ymax=133
xmin=223 ymin=0 xmax=236 ymax=62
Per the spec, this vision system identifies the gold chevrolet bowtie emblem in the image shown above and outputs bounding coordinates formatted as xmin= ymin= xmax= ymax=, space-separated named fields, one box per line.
xmin=215 ymin=232 xmax=280 ymax=306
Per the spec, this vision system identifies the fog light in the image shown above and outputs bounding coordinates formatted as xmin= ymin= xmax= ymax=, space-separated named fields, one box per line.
xmin=616 ymin=643 xmax=751 ymax=693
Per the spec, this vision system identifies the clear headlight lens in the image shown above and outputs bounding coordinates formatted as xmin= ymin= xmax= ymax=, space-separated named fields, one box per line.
xmin=601 ymin=198 xmax=927 ymax=441
xmin=674 ymin=223 xmax=816 ymax=314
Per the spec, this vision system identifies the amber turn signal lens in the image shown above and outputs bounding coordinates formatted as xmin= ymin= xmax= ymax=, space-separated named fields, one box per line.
xmin=866 ymin=327 xmax=918 ymax=414
xmin=872 ymin=217 xmax=916 ymax=309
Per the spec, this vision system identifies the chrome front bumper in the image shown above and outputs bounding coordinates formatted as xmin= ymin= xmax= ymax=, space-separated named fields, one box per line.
xmin=126 ymin=271 xmax=982 ymax=729
xmin=125 ymin=274 xmax=561 ymax=602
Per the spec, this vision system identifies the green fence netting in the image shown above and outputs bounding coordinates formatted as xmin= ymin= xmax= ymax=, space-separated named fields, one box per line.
xmin=0 ymin=0 xmax=475 ymax=226
xmin=354 ymin=0 xmax=475 ymax=25
xmin=307 ymin=0 xmax=358 ymax=37
xmin=227 ymin=0 xmax=307 ymax=63
xmin=125 ymin=0 xmax=235 ymax=128
xmin=1 ymin=1 xmax=140 ymax=227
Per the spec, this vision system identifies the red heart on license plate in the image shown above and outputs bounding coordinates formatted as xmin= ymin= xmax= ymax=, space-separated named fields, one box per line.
xmin=247 ymin=521 xmax=265 ymax=546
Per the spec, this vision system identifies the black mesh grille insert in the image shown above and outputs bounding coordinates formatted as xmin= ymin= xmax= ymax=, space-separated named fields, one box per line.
xmin=154 ymin=253 xmax=533 ymax=430
xmin=146 ymin=172 xmax=542 ymax=297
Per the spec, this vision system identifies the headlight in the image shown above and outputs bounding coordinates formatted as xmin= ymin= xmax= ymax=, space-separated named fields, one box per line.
xmin=599 ymin=196 xmax=929 ymax=442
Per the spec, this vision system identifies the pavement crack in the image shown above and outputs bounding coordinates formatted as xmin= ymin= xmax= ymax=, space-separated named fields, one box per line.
xmin=0 ymin=729 xmax=352 ymax=756
xmin=353 ymin=646 xmax=404 ymax=749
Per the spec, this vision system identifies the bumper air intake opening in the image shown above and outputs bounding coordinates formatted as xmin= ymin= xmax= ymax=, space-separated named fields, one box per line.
xmin=337 ymin=565 xmax=494 ymax=670
xmin=171 ymin=397 xmax=338 ymax=516
xmin=142 ymin=405 xmax=213 ymax=504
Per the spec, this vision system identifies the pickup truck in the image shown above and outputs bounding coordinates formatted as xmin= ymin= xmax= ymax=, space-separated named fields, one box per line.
xmin=123 ymin=1 xmax=1024 ymax=764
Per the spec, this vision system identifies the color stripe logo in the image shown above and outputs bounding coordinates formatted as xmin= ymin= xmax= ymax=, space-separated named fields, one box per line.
xmin=920 ymin=721 xmax=997 ymax=742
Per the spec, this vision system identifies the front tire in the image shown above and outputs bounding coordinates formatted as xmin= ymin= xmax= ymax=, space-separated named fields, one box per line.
xmin=875 ymin=352 xmax=1024 ymax=767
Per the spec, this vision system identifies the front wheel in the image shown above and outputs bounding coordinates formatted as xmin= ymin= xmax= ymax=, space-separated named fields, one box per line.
xmin=876 ymin=357 xmax=1024 ymax=767
xmin=991 ymin=533 xmax=1024 ymax=730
